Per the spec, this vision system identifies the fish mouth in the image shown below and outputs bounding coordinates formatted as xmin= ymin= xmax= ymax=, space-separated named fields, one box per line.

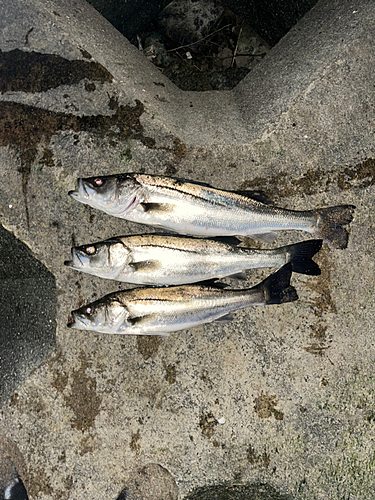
xmin=67 ymin=312 xmax=90 ymax=329
xmin=64 ymin=248 xmax=84 ymax=269
xmin=69 ymin=178 xmax=89 ymax=201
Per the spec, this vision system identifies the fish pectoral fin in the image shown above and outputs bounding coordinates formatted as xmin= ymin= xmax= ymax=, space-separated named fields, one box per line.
xmin=140 ymin=202 xmax=176 ymax=214
xmin=127 ymin=314 xmax=170 ymax=337
xmin=129 ymin=260 xmax=161 ymax=273
xmin=247 ymin=232 xmax=278 ymax=243
xmin=127 ymin=314 xmax=157 ymax=326
xmin=214 ymin=313 xmax=234 ymax=322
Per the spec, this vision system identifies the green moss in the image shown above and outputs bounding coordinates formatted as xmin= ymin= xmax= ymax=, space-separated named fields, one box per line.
xmin=120 ymin=148 xmax=132 ymax=162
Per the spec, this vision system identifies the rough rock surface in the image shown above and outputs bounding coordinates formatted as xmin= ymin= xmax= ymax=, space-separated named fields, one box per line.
xmin=0 ymin=0 xmax=374 ymax=499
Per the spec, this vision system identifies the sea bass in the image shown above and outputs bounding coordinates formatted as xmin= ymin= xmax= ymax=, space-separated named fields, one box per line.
xmin=69 ymin=173 xmax=355 ymax=248
xmin=67 ymin=264 xmax=297 ymax=336
xmin=64 ymin=234 xmax=322 ymax=285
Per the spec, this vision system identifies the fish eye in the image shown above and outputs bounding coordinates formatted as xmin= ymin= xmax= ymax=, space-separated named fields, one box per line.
xmin=94 ymin=178 xmax=103 ymax=186
xmin=85 ymin=246 xmax=96 ymax=255
xmin=85 ymin=307 xmax=92 ymax=315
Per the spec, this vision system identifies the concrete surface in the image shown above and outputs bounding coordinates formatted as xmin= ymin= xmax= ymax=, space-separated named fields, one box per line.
xmin=0 ymin=225 xmax=56 ymax=407
xmin=0 ymin=0 xmax=374 ymax=499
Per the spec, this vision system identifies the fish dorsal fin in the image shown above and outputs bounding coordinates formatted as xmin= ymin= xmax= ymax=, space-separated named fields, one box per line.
xmin=233 ymin=189 xmax=272 ymax=205
xmin=195 ymin=280 xmax=230 ymax=289
xmin=173 ymin=177 xmax=215 ymax=189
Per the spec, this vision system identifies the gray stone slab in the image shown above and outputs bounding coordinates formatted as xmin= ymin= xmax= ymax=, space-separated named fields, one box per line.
xmin=0 ymin=225 xmax=56 ymax=407
xmin=0 ymin=0 xmax=374 ymax=499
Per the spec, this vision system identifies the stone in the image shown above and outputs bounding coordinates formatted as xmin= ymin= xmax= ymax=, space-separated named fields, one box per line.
xmin=158 ymin=0 xmax=224 ymax=46
xmin=0 ymin=225 xmax=56 ymax=407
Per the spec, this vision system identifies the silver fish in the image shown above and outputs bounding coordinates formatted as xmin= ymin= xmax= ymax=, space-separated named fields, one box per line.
xmin=68 ymin=173 xmax=355 ymax=248
xmin=64 ymin=234 xmax=322 ymax=285
xmin=67 ymin=264 xmax=297 ymax=336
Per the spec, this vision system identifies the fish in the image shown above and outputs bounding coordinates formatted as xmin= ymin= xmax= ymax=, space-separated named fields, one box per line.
xmin=67 ymin=263 xmax=298 ymax=335
xmin=68 ymin=173 xmax=355 ymax=249
xmin=64 ymin=234 xmax=322 ymax=285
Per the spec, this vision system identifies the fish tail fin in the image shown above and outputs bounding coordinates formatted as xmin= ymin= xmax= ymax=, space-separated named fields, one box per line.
xmin=285 ymin=239 xmax=323 ymax=275
xmin=313 ymin=205 xmax=355 ymax=249
xmin=259 ymin=263 xmax=298 ymax=305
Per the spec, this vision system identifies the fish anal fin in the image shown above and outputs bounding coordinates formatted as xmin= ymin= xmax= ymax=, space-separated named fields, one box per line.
xmin=129 ymin=260 xmax=161 ymax=273
xmin=249 ymin=232 xmax=278 ymax=244
xmin=140 ymin=202 xmax=175 ymax=214
xmin=214 ymin=313 xmax=234 ymax=323
xmin=208 ymin=236 xmax=241 ymax=246
xmin=141 ymin=332 xmax=170 ymax=337
xmin=227 ymin=272 xmax=247 ymax=280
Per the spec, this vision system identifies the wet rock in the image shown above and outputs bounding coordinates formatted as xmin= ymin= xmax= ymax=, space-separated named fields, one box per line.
xmin=158 ymin=0 xmax=224 ymax=46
